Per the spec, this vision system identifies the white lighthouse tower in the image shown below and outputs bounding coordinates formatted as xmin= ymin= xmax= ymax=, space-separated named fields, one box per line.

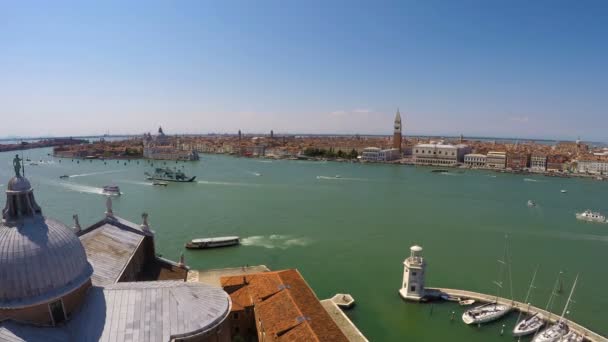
xmin=399 ymin=245 xmax=427 ymax=301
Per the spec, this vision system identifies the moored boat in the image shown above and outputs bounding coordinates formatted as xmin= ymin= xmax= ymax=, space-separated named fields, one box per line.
xmin=459 ymin=299 xmax=475 ymax=306
xmin=513 ymin=268 xmax=544 ymax=337
xmin=185 ymin=236 xmax=240 ymax=249
xmin=575 ymin=210 xmax=606 ymax=223
xmin=559 ymin=331 xmax=584 ymax=342
xmin=533 ymin=274 xmax=580 ymax=342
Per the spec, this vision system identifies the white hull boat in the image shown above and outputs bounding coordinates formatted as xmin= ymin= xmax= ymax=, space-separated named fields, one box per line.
xmin=559 ymin=331 xmax=583 ymax=342
xmin=533 ymin=321 xmax=569 ymax=342
xmin=513 ymin=313 xmax=544 ymax=336
xmin=102 ymin=185 xmax=121 ymax=196
xmin=575 ymin=210 xmax=606 ymax=223
xmin=185 ymin=236 xmax=240 ymax=249
xmin=462 ymin=302 xmax=511 ymax=325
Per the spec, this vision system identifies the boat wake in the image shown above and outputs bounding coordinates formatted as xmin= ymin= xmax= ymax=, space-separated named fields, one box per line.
xmin=246 ymin=171 xmax=262 ymax=177
xmin=241 ymin=235 xmax=312 ymax=249
xmin=118 ymin=180 xmax=153 ymax=186
xmin=197 ymin=180 xmax=261 ymax=187
xmin=316 ymin=176 xmax=367 ymax=181
xmin=523 ymin=178 xmax=543 ymax=182
xmin=69 ymin=169 xmax=126 ymax=178
xmin=57 ymin=182 xmax=105 ymax=195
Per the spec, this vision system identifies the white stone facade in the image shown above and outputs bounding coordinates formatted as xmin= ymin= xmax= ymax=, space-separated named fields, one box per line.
xmin=413 ymin=143 xmax=470 ymax=166
xmin=531 ymin=155 xmax=547 ymax=172
xmin=464 ymin=154 xmax=487 ymax=167
xmin=361 ymin=147 xmax=399 ymax=162
xmin=577 ymin=160 xmax=608 ymax=174
xmin=486 ymin=151 xmax=507 ymax=169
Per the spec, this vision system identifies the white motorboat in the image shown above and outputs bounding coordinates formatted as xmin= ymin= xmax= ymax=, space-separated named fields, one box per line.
xmin=533 ymin=275 xmax=579 ymax=342
xmin=575 ymin=210 xmax=606 ymax=223
xmin=559 ymin=331 xmax=584 ymax=342
xmin=102 ymin=185 xmax=121 ymax=196
xmin=527 ymin=200 xmax=537 ymax=207
xmin=463 ymin=237 xmax=513 ymax=325
xmin=561 ymin=190 xmax=568 ymax=193
xmin=185 ymin=236 xmax=240 ymax=249
xmin=513 ymin=268 xmax=544 ymax=337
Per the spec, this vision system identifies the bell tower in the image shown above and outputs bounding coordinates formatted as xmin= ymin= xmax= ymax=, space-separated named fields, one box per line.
xmin=399 ymin=245 xmax=426 ymax=301
xmin=393 ymin=109 xmax=402 ymax=152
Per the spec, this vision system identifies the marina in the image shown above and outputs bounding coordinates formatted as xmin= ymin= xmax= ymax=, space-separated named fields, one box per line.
xmin=1 ymin=149 xmax=607 ymax=341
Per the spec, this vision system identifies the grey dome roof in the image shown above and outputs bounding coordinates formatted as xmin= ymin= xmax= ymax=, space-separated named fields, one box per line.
xmin=6 ymin=177 xmax=32 ymax=192
xmin=0 ymin=216 xmax=93 ymax=308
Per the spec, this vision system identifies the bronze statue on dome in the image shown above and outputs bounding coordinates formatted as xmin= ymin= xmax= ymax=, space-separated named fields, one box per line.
xmin=13 ymin=155 xmax=23 ymax=178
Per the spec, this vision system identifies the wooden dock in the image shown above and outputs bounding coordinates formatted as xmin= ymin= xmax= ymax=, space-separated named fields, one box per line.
xmin=426 ymin=287 xmax=608 ymax=342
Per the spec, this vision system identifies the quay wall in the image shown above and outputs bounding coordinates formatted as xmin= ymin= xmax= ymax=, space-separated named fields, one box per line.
xmin=426 ymin=287 xmax=607 ymax=342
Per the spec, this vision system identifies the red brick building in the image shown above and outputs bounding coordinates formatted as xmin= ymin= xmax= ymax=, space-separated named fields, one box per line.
xmin=506 ymin=152 xmax=530 ymax=170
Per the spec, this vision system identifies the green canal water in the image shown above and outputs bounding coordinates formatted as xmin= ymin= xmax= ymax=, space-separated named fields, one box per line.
xmin=2 ymin=148 xmax=607 ymax=341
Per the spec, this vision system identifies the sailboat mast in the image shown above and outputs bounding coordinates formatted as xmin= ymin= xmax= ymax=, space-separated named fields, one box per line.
xmin=493 ymin=236 xmax=509 ymax=303
xmin=515 ymin=266 xmax=539 ymax=324
xmin=559 ymin=274 xmax=579 ymax=321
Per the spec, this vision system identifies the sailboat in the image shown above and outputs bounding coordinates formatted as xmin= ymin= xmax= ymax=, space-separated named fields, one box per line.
xmin=532 ymin=274 xmax=579 ymax=342
xmin=513 ymin=267 xmax=545 ymax=337
xmin=462 ymin=237 xmax=513 ymax=325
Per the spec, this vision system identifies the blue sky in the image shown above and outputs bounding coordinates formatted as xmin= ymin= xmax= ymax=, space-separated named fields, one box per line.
xmin=1 ymin=1 xmax=607 ymax=141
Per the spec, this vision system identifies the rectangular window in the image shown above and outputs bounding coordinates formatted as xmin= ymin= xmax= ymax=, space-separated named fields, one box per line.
xmin=410 ymin=285 xmax=416 ymax=292
xmin=233 ymin=313 xmax=239 ymax=320
xmin=49 ymin=300 xmax=66 ymax=325
xmin=412 ymin=271 xmax=417 ymax=276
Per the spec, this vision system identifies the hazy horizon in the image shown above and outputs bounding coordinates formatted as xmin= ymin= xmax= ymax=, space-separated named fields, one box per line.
xmin=2 ymin=1 xmax=607 ymax=141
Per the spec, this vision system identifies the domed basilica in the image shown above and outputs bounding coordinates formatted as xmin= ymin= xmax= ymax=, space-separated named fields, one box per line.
xmin=0 ymin=157 xmax=231 ymax=341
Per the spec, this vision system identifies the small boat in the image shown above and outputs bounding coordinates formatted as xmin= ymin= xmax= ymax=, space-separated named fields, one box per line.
xmin=575 ymin=210 xmax=606 ymax=223
xmin=59 ymin=175 xmax=70 ymax=179
xmin=102 ymin=185 xmax=121 ymax=196
xmin=527 ymin=200 xmax=537 ymax=207
xmin=559 ymin=331 xmax=584 ymax=342
xmin=185 ymin=236 xmax=240 ymax=249
xmin=431 ymin=169 xmax=449 ymax=173
xmin=533 ymin=274 xmax=579 ymax=342
xmin=335 ymin=175 xmax=341 ymax=178
xmin=463 ymin=237 xmax=512 ymax=325
xmin=145 ymin=167 xmax=196 ymax=182
xmin=459 ymin=299 xmax=475 ymax=306
xmin=513 ymin=268 xmax=546 ymax=337
xmin=561 ymin=190 xmax=568 ymax=193
xmin=153 ymin=181 xmax=168 ymax=186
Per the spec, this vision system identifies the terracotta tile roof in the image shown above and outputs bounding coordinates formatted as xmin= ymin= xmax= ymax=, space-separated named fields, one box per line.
xmin=221 ymin=269 xmax=348 ymax=342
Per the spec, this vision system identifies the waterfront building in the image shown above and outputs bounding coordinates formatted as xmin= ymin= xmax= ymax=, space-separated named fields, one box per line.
xmin=577 ymin=158 xmax=608 ymax=174
xmin=143 ymin=126 xmax=199 ymax=161
xmin=464 ymin=153 xmax=487 ymax=167
xmin=547 ymin=154 xmax=568 ymax=172
xmin=399 ymin=245 xmax=426 ymax=301
xmin=413 ymin=142 xmax=470 ymax=166
xmin=393 ymin=109 xmax=402 ymax=152
xmin=361 ymin=147 xmax=400 ymax=162
xmin=486 ymin=151 xmax=507 ymax=169
xmin=0 ymin=165 xmax=231 ymax=341
xmin=531 ymin=153 xmax=547 ymax=172
xmin=221 ymin=269 xmax=348 ymax=341
xmin=506 ymin=152 xmax=530 ymax=171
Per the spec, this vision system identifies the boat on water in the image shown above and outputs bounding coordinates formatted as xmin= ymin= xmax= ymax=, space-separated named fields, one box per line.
xmin=459 ymin=299 xmax=475 ymax=306
xmin=431 ymin=169 xmax=449 ymax=173
xmin=59 ymin=175 xmax=70 ymax=179
xmin=561 ymin=190 xmax=568 ymax=193
xmin=559 ymin=331 xmax=584 ymax=342
xmin=527 ymin=200 xmax=537 ymax=208
xmin=152 ymin=181 xmax=168 ymax=186
xmin=102 ymin=185 xmax=121 ymax=196
xmin=463 ymin=238 xmax=513 ymax=325
xmin=533 ymin=274 xmax=579 ymax=342
xmin=513 ymin=268 xmax=544 ymax=337
xmin=145 ymin=167 xmax=196 ymax=182
xmin=575 ymin=210 xmax=606 ymax=223
xmin=185 ymin=236 xmax=240 ymax=249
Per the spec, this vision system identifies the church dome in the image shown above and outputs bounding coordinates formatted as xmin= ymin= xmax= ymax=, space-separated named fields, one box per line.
xmin=0 ymin=176 xmax=93 ymax=309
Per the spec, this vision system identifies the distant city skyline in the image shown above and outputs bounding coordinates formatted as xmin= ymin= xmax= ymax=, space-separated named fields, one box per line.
xmin=1 ymin=1 xmax=607 ymax=141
